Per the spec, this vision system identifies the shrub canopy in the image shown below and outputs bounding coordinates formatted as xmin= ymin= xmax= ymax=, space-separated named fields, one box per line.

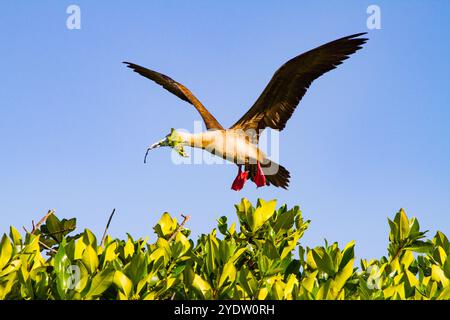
xmin=0 ymin=198 xmax=449 ymax=300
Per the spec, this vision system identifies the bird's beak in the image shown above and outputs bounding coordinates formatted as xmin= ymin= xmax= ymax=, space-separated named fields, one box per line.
xmin=144 ymin=138 xmax=168 ymax=163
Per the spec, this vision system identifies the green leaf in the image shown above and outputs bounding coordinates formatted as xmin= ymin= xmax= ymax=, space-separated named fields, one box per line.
xmin=82 ymin=229 xmax=98 ymax=250
xmin=171 ymin=264 xmax=186 ymax=277
xmin=444 ymin=256 xmax=450 ymax=279
xmin=217 ymin=216 xmax=228 ymax=236
xmin=312 ymin=248 xmax=335 ymax=275
xmin=406 ymin=240 xmax=433 ymax=254
xmin=230 ymin=247 xmax=246 ymax=264
xmin=301 ymin=271 xmax=318 ymax=293
xmin=85 ymin=268 xmax=115 ymax=299
xmin=238 ymin=268 xmax=258 ymax=298
xmin=205 ymin=232 xmax=219 ymax=275
xmin=434 ymin=231 xmax=450 ymax=252
xmin=270 ymin=277 xmax=285 ymax=300
xmin=397 ymin=209 xmax=410 ymax=240
xmin=73 ymin=261 xmax=89 ymax=293
xmin=339 ymin=241 xmax=355 ymax=271
xmin=0 ymin=234 xmax=13 ymax=270
xmin=124 ymin=237 xmax=135 ymax=259
xmin=54 ymin=240 xmax=71 ymax=299
xmin=154 ymin=213 xmax=177 ymax=238
xmin=431 ymin=265 xmax=449 ymax=286
xmin=235 ymin=198 xmax=254 ymax=231
xmin=333 ymin=258 xmax=354 ymax=294
xmin=272 ymin=208 xmax=295 ymax=235
xmin=251 ymin=199 xmax=277 ymax=232
xmin=82 ymin=245 xmax=99 ymax=274
xmin=124 ymin=251 xmax=148 ymax=285
xmin=74 ymin=239 xmax=86 ymax=260
xmin=192 ymin=274 xmax=213 ymax=299
xmin=388 ymin=218 xmax=398 ymax=242
xmin=9 ymin=227 xmax=22 ymax=247
xmin=113 ymin=271 xmax=133 ymax=297
xmin=149 ymin=248 xmax=168 ymax=271
xmin=102 ymin=241 xmax=118 ymax=267
xmin=284 ymin=274 xmax=298 ymax=299
xmin=436 ymin=284 xmax=450 ymax=300
xmin=280 ymin=233 xmax=301 ymax=260
xmin=218 ymin=261 xmax=237 ymax=289
xmin=401 ymin=250 xmax=414 ymax=268
xmin=0 ymin=273 xmax=18 ymax=299
xmin=43 ymin=213 xmax=63 ymax=242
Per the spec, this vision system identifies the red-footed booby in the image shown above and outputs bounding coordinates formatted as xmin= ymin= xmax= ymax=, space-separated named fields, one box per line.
xmin=124 ymin=33 xmax=368 ymax=191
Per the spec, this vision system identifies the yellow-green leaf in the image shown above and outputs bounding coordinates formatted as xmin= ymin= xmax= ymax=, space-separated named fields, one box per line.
xmin=113 ymin=271 xmax=133 ymax=297
xmin=0 ymin=234 xmax=13 ymax=270
xmin=175 ymin=232 xmax=191 ymax=257
xmin=431 ymin=265 xmax=449 ymax=286
xmin=284 ymin=274 xmax=298 ymax=300
xmin=102 ymin=241 xmax=118 ymax=267
xmin=218 ymin=261 xmax=237 ymax=289
xmin=82 ymin=245 xmax=99 ymax=274
xmin=251 ymin=199 xmax=277 ymax=232
xmin=156 ymin=213 xmax=177 ymax=237
xmin=333 ymin=258 xmax=354 ymax=293
xmin=9 ymin=227 xmax=22 ymax=247
xmin=124 ymin=238 xmax=135 ymax=259
xmin=398 ymin=209 xmax=410 ymax=240
xmin=192 ymin=274 xmax=213 ymax=299
xmin=74 ymin=239 xmax=86 ymax=260
xmin=85 ymin=269 xmax=114 ymax=299
xmin=301 ymin=271 xmax=318 ymax=293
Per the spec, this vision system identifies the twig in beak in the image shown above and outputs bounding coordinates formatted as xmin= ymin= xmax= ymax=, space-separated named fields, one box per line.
xmin=144 ymin=147 xmax=151 ymax=164
xmin=144 ymin=140 xmax=164 ymax=164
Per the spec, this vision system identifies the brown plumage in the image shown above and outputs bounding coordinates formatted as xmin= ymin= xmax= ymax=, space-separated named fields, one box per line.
xmin=123 ymin=62 xmax=223 ymax=130
xmin=231 ymin=33 xmax=368 ymax=133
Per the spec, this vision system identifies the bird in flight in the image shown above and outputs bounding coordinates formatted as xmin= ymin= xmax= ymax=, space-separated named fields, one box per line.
xmin=124 ymin=32 xmax=368 ymax=191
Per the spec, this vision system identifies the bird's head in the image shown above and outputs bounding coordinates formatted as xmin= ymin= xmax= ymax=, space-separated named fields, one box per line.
xmin=144 ymin=128 xmax=189 ymax=163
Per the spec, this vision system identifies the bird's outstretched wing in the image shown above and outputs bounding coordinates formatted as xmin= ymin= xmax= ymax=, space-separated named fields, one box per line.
xmin=123 ymin=62 xmax=224 ymax=130
xmin=230 ymin=33 xmax=368 ymax=132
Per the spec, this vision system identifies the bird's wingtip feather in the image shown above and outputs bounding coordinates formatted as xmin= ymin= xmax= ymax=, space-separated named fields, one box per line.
xmin=122 ymin=61 xmax=136 ymax=68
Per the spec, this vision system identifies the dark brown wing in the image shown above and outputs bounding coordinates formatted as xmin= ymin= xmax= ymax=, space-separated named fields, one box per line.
xmin=123 ymin=62 xmax=223 ymax=130
xmin=231 ymin=33 xmax=368 ymax=132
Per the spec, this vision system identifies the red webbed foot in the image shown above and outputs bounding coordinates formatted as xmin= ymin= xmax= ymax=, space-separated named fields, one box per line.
xmin=253 ymin=161 xmax=266 ymax=188
xmin=231 ymin=166 xmax=249 ymax=191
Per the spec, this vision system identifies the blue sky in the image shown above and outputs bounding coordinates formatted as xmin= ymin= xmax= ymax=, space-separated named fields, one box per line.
xmin=0 ymin=1 xmax=449 ymax=260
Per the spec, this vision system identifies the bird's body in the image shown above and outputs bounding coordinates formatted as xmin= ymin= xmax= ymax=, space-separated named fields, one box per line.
xmin=124 ymin=33 xmax=368 ymax=190
xmin=177 ymin=130 xmax=266 ymax=165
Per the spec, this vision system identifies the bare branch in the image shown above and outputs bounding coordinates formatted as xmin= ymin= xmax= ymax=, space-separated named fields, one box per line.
xmin=168 ymin=214 xmax=190 ymax=242
xmin=101 ymin=208 xmax=116 ymax=247
xmin=39 ymin=241 xmax=58 ymax=253
xmin=31 ymin=210 xmax=55 ymax=234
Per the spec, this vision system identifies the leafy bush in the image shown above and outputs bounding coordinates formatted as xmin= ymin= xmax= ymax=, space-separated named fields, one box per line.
xmin=0 ymin=198 xmax=449 ymax=300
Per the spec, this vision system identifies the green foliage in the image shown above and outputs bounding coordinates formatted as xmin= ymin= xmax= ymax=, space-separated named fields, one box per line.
xmin=0 ymin=200 xmax=449 ymax=300
xmin=163 ymin=128 xmax=189 ymax=157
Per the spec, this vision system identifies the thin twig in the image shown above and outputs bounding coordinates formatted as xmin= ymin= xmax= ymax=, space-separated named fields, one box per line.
xmin=39 ymin=241 xmax=58 ymax=253
xmin=22 ymin=226 xmax=57 ymax=253
xmin=144 ymin=147 xmax=151 ymax=164
xmin=101 ymin=208 xmax=116 ymax=247
xmin=168 ymin=214 xmax=190 ymax=242
xmin=21 ymin=211 xmax=59 ymax=254
xmin=31 ymin=210 xmax=54 ymax=234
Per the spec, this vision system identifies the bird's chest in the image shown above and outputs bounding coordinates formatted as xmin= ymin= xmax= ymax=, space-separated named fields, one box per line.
xmin=201 ymin=133 xmax=260 ymax=163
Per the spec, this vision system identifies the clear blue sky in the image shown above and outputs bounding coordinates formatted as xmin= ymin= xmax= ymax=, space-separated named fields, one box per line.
xmin=1 ymin=1 xmax=449 ymax=260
